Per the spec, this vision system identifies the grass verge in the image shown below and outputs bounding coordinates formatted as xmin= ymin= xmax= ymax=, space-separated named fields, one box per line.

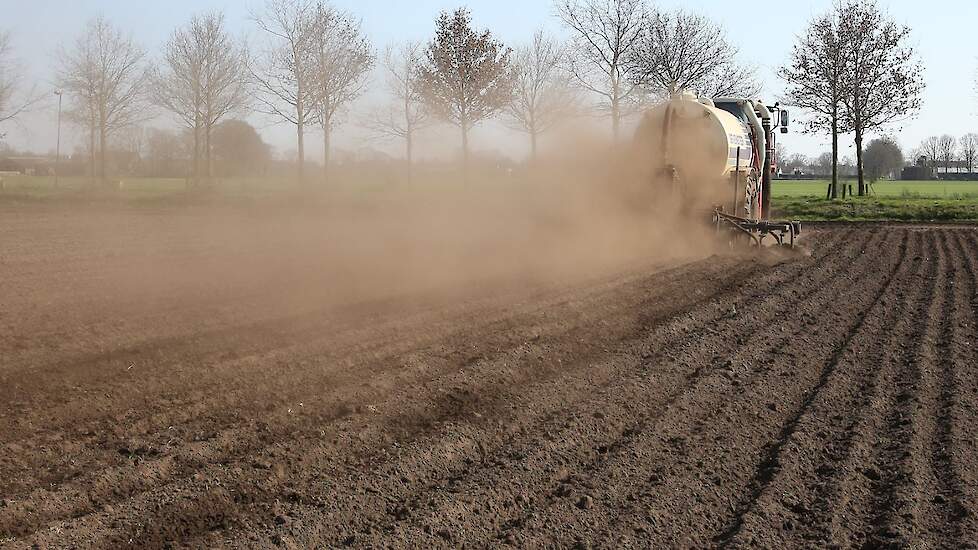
xmin=772 ymin=196 xmax=978 ymax=222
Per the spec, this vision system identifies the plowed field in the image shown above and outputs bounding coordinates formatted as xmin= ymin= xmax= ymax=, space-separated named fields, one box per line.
xmin=2 ymin=205 xmax=976 ymax=549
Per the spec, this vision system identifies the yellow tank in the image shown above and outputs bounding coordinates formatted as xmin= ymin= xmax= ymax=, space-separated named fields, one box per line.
xmin=635 ymin=93 xmax=754 ymax=184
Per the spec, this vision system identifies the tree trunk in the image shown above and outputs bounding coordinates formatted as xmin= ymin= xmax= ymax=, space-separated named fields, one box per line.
xmin=855 ymin=128 xmax=865 ymax=196
xmin=830 ymin=113 xmax=839 ymax=199
xmin=297 ymin=117 xmax=305 ymax=185
xmin=405 ymin=130 xmax=413 ymax=185
xmin=89 ymin=126 xmax=96 ymax=186
xmin=323 ymin=123 xmax=331 ymax=185
xmin=205 ymin=122 xmax=213 ymax=182
xmin=296 ymin=79 xmax=305 ymax=185
xmin=461 ymin=123 xmax=469 ymax=183
xmin=404 ymin=93 xmax=413 ymax=185
xmin=192 ymin=122 xmax=200 ymax=186
xmin=610 ymin=97 xmax=620 ymax=142
xmin=99 ymin=122 xmax=108 ymax=187
xmin=530 ymin=129 xmax=538 ymax=163
xmin=610 ymin=73 xmax=622 ymax=141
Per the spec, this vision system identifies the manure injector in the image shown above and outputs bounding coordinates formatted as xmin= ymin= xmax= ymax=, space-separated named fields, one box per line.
xmin=635 ymin=92 xmax=801 ymax=247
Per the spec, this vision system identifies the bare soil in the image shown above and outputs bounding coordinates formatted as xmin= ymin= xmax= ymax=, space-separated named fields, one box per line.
xmin=1 ymin=204 xmax=977 ymax=549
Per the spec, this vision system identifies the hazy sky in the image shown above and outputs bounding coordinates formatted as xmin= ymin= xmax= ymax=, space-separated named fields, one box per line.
xmin=2 ymin=0 xmax=976 ymax=162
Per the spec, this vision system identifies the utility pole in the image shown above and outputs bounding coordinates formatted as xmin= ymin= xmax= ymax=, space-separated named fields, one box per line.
xmin=54 ymin=90 xmax=63 ymax=188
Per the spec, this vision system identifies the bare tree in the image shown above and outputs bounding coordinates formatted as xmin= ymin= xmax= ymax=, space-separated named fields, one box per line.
xmin=415 ymin=8 xmax=513 ymax=174
xmin=310 ymin=4 xmax=373 ymax=183
xmin=116 ymin=124 xmax=145 ymax=157
xmin=628 ymin=9 xmax=759 ymax=99
xmin=839 ymin=155 xmax=857 ymax=177
xmin=505 ymin=30 xmax=575 ymax=160
xmin=782 ymin=10 xmax=848 ymax=198
xmin=838 ymin=0 xmax=924 ymax=195
xmin=783 ymin=153 xmax=810 ymax=175
xmin=368 ymin=41 xmax=429 ymax=181
xmin=815 ymin=151 xmax=834 ymax=175
xmin=960 ymin=133 xmax=978 ymax=173
xmin=0 ymin=30 xmax=42 ymax=132
xmin=153 ymin=11 xmax=248 ymax=184
xmin=251 ymin=0 xmax=320 ymax=184
xmin=555 ymin=0 xmax=648 ymax=139
xmin=918 ymin=136 xmax=941 ymax=170
xmin=57 ymin=16 xmax=147 ymax=185
xmin=937 ymin=134 xmax=957 ymax=174
xmin=145 ymin=127 xmax=185 ymax=177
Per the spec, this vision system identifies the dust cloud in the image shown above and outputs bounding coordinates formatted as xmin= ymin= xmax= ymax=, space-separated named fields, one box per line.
xmin=191 ymin=135 xmax=721 ymax=311
xmin=9 ymin=127 xmax=727 ymax=341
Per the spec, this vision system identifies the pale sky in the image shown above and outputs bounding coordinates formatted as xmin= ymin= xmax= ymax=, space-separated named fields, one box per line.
xmin=1 ymin=0 xmax=976 ymax=162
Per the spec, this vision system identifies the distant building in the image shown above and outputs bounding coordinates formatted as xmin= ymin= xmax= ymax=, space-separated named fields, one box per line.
xmin=0 ymin=155 xmax=56 ymax=175
xmin=902 ymin=156 xmax=935 ymax=180
xmin=901 ymin=165 xmax=934 ymax=180
xmin=902 ymin=155 xmax=978 ymax=180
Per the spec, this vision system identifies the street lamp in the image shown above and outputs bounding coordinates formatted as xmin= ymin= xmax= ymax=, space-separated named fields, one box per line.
xmin=54 ymin=90 xmax=62 ymax=188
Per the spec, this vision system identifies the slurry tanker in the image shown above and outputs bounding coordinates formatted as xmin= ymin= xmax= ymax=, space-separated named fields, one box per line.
xmin=635 ymin=91 xmax=801 ymax=247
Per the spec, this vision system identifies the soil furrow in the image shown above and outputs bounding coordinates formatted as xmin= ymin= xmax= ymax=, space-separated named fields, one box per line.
xmin=1 ymin=258 xmax=740 ymax=459
xmin=482 ymin=231 xmax=892 ymax=545
xmin=835 ymin=228 xmax=942 ymax=547
xmin=1 ymin=258 xmax=756 ymax=537
xmin=716 ymin=228 xmax=921 ymax=548
xmin=915 ymin=230 xmax=968 ymax=545
xmin=945 ymin=229 xmax=978 ymax=542
xmin=291 ymin=228 xmax=875 ymax=548
xmin=103 ymin=250 xmax=809 ymax=548
xmin=682 ymin=228 xmax=912 ymax=548
xmin=4 ymin=221 xmax=975 ymax=550
xmin=5 ymin=256 xmax=765 ymax=543
xmin=26 ymin=235 xmax=844 ymax=548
